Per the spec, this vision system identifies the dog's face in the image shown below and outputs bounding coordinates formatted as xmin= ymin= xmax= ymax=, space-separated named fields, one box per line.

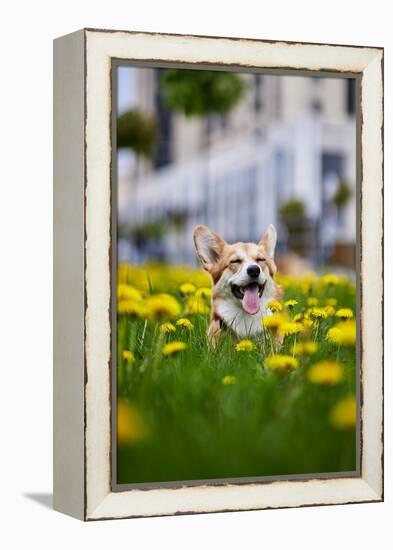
xmin=193 ymin=224 xmax=278 ymax=316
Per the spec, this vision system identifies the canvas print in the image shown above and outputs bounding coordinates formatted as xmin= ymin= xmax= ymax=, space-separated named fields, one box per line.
xmin=115 ymin=66 xmax=358 ymax=486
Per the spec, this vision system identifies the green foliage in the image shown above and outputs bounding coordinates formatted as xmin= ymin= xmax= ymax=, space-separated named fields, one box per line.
xmin=159 ymin=69 xmax=245 ymax=117
xmin=279 ymin=199 xmax=305 ymax=218
xmin=117 ymin=108 xmax=158 ymax=157
xmin=132 ymin=221 xmax=165 ymax=242
xmin=333 ymin=181 xmax=353 ymax=208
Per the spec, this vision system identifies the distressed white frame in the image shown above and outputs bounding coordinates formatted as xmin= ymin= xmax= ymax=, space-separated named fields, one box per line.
xmin=53 ymin=29 xmax=383 ymax=521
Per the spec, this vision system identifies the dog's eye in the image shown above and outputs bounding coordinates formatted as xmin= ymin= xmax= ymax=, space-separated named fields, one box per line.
xmin=230 ymin=258 xmax=242 ymax=264
xmin=257 ymin=257 xmax=266 ymax=263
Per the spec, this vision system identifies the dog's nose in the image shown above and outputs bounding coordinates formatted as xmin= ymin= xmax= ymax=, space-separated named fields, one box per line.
xmin=247 ymin=264 xmax=260 ymax=278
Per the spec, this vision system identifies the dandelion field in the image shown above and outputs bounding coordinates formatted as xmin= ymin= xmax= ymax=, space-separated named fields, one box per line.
xmin=117 ymin=264 xmax=357 ymax=485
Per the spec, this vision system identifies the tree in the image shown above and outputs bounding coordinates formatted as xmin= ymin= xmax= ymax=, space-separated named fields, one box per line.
xmin=159 ymin=69 xmax=245 ymax=117
xmin=332 ymin=180 xmax=352 ymax=208
xmin=117 ymin=109 xmax=158 ymax=157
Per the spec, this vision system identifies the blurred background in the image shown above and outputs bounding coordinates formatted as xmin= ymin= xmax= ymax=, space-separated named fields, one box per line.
xmin=117 ymin=66 xmax=357 ymax=273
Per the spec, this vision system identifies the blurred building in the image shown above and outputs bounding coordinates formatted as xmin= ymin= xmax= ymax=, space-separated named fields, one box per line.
xmin=118 ymin=68 xmax=357 ymax=268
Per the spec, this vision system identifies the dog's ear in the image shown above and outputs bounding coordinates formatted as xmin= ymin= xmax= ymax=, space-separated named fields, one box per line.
xmin=260 ymin=224 xmax=277 ymax=259
xmin=193 ymin=225 xmax=225 ymax=271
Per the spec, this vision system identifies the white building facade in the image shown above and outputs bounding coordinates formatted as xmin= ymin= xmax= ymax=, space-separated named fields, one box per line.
xmin=117 ymin=69 xmax=357 ymax=266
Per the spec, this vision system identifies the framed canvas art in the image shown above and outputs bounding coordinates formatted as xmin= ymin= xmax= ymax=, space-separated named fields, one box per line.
xmin=53 ymin=28 xmax=383 ymax=520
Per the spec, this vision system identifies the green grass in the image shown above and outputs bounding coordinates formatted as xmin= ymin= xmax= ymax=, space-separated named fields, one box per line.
xmin=117 ymin=270 xmax=357 ymax=485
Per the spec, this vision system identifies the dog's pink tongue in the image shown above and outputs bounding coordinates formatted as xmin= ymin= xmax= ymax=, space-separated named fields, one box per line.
xmin=242 ymin=284 xmax=260 ymax=315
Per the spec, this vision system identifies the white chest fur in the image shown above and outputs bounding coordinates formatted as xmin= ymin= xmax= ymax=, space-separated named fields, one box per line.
xmin=216 ymin=297 xmax=272 ymax=338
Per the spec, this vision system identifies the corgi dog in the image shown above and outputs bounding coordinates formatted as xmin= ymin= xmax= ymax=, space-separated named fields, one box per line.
xmin=193 ymin=224 xmax=283 ymax=343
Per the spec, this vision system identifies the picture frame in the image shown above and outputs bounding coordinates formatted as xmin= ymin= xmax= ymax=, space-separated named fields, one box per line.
xmin=53 ymin=28 xmax=383 ymax=521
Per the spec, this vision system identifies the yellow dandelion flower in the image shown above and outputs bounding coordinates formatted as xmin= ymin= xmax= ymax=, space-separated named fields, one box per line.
xmin=162 ymin=341 xmax=187 ymax=356
xmin=275 ymin=273 xmax=295 ymax=289
xmin=235 ymin=339 xmax=254 ymax=352
xmin=300 ymin=283 xmax=311 ymax=294
xmin=176 ymin=318 xmax=194 ymax=330
xmin=299 ymin=273 xmax=317 ymax=294
xmin=310 ymin=307 xmax=328 ymax=320
xmin=160 ymin=322 xmax=176 ymax=334
xmin=324 ymin=305 xmax=336 ymax=316
xmin=335 ymin=308 xmax=354 ymax=320
xmin=303 ymin=341 xmax=319 ymax=354
xmin=338 ymin=275 xmax=350 ymax=286
xmin=303 ymin=318 xmax=314 ymax=330
xmin=117 ymin=263 xmax=131 ymax=284
xmin=268 ymin=300 xmax=283 ymax=312
xmin=195 ymin=287 xmax=212 ymax=299
xmin=322 ymin=273 xmax=340 ymax=286
xmin=265 ymin=354 xmax=299 ymax=371
xmin=284 ymin=299 xmax=298 ymax=309
xmin=262 ymin=313 xmax=286 ymax=331
xmin=117 ymin=400 xmax=148 ymax=444
xmin=122 ymin=350 xmax=135 ymax=362
xmin=307 ymin=360 xmax=344 ymax=385
xmin=179 ymin=282 xmax=196 ymax=295
xmin=292 ymin=340 xmax=319 ymax=355
xmin=291 ymin=342 xmax=304 ymax=355
xmin=117 ymin=284 xmax=143 ymax=302
xmin=186 ymin=295 xmax=210 ymax=315
xmin=326 ymin=320 xmax=356 ymax=346
xmin=222 ymin=375 xmax=237 ymax=385
xmin=293 ymin=313 xmax=303 ymax=322
xmin=307 ymin=297 xmax=319 ymax=306
xmin=330 ymin=396 xmax=356 ymax=429
xmin=326 ymin=298 xmax=337 ymax=307
xmin=327 ymin=327 xmax=341 ymax=345
xmin=146 ymin=293 xmax=181 ymax=320
xmin=278 ymin=321 xmax=304 ymax=337
xmin=117 ymin=299 xmax=150 ymax=318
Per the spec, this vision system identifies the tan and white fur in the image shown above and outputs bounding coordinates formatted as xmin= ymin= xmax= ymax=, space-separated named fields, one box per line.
xmin=193 ymin=224 xmax=282 ymax=343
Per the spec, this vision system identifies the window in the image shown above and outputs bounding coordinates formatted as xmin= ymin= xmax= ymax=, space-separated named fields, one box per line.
xmin=346 ymin=79 xmax=356 ymax=115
